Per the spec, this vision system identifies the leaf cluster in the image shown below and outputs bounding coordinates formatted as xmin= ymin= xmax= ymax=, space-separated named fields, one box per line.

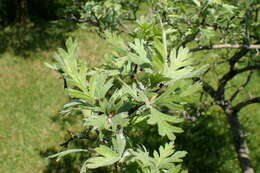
xmin=45 ymin=0 xmax=222 ymax=172
xmin=47 ymin=26 xmax=203 ymax=172
xmin=69 ymin=0 xmax=144 ymax=33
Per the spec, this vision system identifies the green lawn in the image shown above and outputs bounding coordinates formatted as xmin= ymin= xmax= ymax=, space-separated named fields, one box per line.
xmin=0 ymin=54 xmax=66 ymax=173
xmin=0 ymin=26 xmax=109 ymax=173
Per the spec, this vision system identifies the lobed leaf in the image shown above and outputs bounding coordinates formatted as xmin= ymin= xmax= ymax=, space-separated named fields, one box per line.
xmin=147 ymin=108 xmax=183 ymax=140
xmin=86 ymin=133 xmax=126 ymax=169
xmin=48 ymin=149 xmax=88 ymax=162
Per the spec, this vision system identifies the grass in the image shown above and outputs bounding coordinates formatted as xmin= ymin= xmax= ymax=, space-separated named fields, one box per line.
xmin=0 ymin=24 xmax=110 ymax=173
xmin=0 ymin=55 xmax=66 ymax=173
xmin=0 ymin=22 xmax=259 ymax=173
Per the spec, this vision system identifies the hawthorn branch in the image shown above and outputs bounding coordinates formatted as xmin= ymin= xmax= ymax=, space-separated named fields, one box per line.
xmin=230 ymin=71 xmax=253 ymax=102
xmin=236 ymin=65 xmax=260 ymax=74
xmin=70 ymin=14 xmax=100 ymax=27
xmin=190 ymin=44 xmax=260 ymax=52
xmin=60 ymin=130 xmax=94 ymax=148
xmin=162 ymin=109 xmax=198 ymax=121
xmin=217 ymin=64 xmax=260 ymax=95
xmin=217 ymin=49 xmax=249 ymax=98
xmin=178 ymin=29 xmax=200 ymax=48
xmin=193 ymin=77 xmax=216 ymax=98
xmin=233 ymin=97 xmax=260 ymax=113
xmin=226 ymin=112 xmax=255 ymax=173
xmin=60 ymin=133 xmax=89 ymax=148
xmin=229 ymin=49 xmax=249 ymax=68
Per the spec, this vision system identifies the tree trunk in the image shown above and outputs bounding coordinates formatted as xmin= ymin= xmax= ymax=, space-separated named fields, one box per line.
xmin=226 ymin=111 xmax=254 ymax=173
xmin=10 ymin=0 xmax=28 ymax=23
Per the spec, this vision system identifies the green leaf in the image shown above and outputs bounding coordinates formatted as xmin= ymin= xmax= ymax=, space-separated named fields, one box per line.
xmin=86 ymin=133 xmax=126 ymax=169
xmin=132 ymin=143 xmax=187 ymax=172
xmin=112 ymin=131 xmax=126 ymax=156
xmin=50 ymin=37 xmax=91 ymax=93
xmin=167 ymin=165 xmax=182 ymax=173
xmin=192 ymin=0 xmax=201 ymax=6
xmin=171 ymin=151 xmax=188 ymax=162
xmin=152 ymin=39 xmax=166 ymax=70
xmin=80 ymin=160 xmax=88 ymax=173
xmin=84 ymin=114 xmax=109 ymax=130
xmin=118 ymin=78 xmax=138 ymax=100
xmin=128 ymin=39 xmax=151 ymax=65
xmin=48 ymin=149 xmax=88 ymax=161
xmin=202 ymin=27 xmax=215 ymax=39
xmin=147 ymin=108 xmax=183 ymax=140
xmin=105 ymin=32 xmax=127 ymax=54
xmin=96 ymin=145 xmax=119 ymax=158
xmin=89 ymin=74 xmax=97 ymax=97
xmin=86 ymin=146 xmax=120 ymax=169
xmin=99 ymin=78 xmax=114 ymax=98
xmin=153 ymin=142 xmax=187 ymax=168
xmin=149 ymin=73 xmax=171 ymax=87
xmin=89 ymin=73 xmax=114 ymax=99
xmin=179 ymin=82 xmax=202 ymax=97
xmin=44 ymin=62 xmax=60 ymax=71
xmin=154 ymin=83 xmax=177 ymax=105
xmin=154 ymin=80 xmax=202 ymax=110
xmin=110 ymin=112 xmax=129 ymax=131
xmin=67 ymin=88 xmax=94 ymax=104
xmin=132 ymin=148 xmax=153 ymax=167
xmin=164 ymin=47 xmax=197 ymax=80
xmin=66 ymin=37 xmax=78 ymax=57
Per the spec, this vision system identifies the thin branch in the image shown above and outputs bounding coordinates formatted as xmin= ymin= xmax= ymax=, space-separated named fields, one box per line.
xmin=60 ymin=130 xmax=93 ymax=148
xmin=217 ymin=49 xmax=249 ymax=98
xmin=70 ymin=14 xmax=99 ymax=26
xmin=178 ymin=29 xmax=200 ymax=48
xmin=193 ymin=77 xmax=216 ymax=98
xmin=229 ymin=49 xmax=249 ymax=68
xmin=119 ymin=23 xmax=132 ymax=33
xmin=218 ymin=64 xmax=260 ymax=92
xmin=191 ymin=44 xmax=260 ymax=52
xmin=234 ymin=97 xmax=260 ymax=113
xmin=236 ymin=65 xmax=260 ymax=74
xmin=230 ymin=71 xmax=253 ymax=102
xmin=161 ymin=109 xmax=198 ymax=121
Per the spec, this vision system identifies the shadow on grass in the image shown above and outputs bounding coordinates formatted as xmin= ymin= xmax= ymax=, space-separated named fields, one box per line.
xmin=176 ymin=114 xmax=237 ymax=173
xmin=40 ymin=114 xmax=235 ymax=173
xmin=39 ymin=140 xmax=89 ymax=173
xmin=39 ymin=139 xmax=109 ymax=173
xmin=39 ymin=110 xmax=109 ymax=173
xmin=0 ymin=20 xmax=77 ymax=58
xmin=40 ymin=103 xmax=237 ymax=173
xmin=39 ymin=148 xmax=81 ymax=173
xmin=39 ymin=110 xmax=166 ymax=173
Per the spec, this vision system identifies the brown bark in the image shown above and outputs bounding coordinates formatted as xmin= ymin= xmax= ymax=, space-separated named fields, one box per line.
xmin=190 ymin=44 xmax=260 ymax=52
xmin=196 ymin=48 xmax=257 ymax=172
xmin=225 ymin=109 xmax=254 ymax=173
xmin=11 ymin=0 xmax=28 ymax=23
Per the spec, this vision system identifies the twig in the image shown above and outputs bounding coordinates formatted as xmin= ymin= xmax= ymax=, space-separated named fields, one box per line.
xmin=230 ymin=71 xmax=253 ymax=101
xmin=216 ymin=49 xmax=249 ymax=98
xmin=236 ymin=65 xmax=260 ymax=74
xmin=233 ymin=97 xmax=260 ymax=113
xmin=190 ymin=44 xmax=260 ymax=52
xmin=60 ymin=130 xmax=91 ymax=148
xmin=193 ymin=77 xmax=216 ymax=98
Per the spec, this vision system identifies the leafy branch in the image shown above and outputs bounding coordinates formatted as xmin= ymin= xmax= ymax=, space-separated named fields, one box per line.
xmin=46 ymin=26 xmax=202 ymax=172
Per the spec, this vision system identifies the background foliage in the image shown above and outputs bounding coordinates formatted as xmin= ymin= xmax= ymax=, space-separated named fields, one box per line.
xmin=0 ymin=0 xmax=72 ymax=24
